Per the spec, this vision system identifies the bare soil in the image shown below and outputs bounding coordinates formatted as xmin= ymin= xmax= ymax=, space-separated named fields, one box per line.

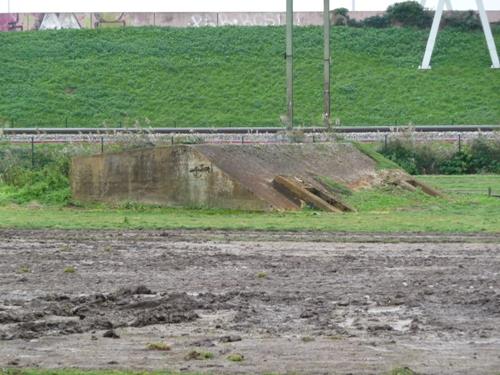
xmin=0 ymin=230 xmax=499 ymax=374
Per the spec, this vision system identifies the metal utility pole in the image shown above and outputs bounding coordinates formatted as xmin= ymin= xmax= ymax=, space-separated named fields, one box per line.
xmin=352 ymin=0 xmax=356 ymax=11
xmin=286 ymin=0 xmax=294 ymax=130
xmin=323 ymin=0 xmax=331 ymax=127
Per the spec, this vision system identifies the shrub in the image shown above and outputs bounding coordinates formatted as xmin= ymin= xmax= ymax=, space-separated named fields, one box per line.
xmin=386 ymin=1 xmax=432 ymax=28
xmin=362 ymin=15 xmax=391 ymax=29
xmin=469 ymin=137 xmax=500 ymax=173
xmin=379 ymin=136 xmax=500 ymax=175
xmin=333 ymin=8 xmax=350 ymax=26
xmin=442 ymin=11 xmax=481 ymax=31
xmin=333 ymin=8 xmax=349 ymax=18
xmin=440 ymin=151 xmax=474 ymax=174
xmin=0 ymin=143 xmax=96 ymax=205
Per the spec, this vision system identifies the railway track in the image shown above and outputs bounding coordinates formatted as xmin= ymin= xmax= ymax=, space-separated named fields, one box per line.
xmin=2 ymin=125 xmax=500 ymax=135
xmin=2 ymin=125 xmax=498 ymax=144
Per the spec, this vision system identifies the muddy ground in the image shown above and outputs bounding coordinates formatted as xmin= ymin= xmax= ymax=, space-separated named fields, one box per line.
xmin=0 ymin=230 xmax=499 ymax=374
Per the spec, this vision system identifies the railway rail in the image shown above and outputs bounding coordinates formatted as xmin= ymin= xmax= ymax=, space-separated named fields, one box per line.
xmin=2 ymin=125 xmax=500 ymax=135
xmin=1 ymin=125 xmax=498 ymax=144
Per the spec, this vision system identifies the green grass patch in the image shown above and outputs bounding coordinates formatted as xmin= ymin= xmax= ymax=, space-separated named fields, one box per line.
xmin=227 ymin=353 xmax=245 ymax=362
xmin=315 ymin=175 xmax=353 ymax=196
xmin=418 ymin=174 xmax=500 ymax=192
xmin=63 ymin=266 xmax=76 ymax=274
xmin=0 ymin=26 xmax=499 ymax=128
xmin=0 ymin=176 xmax=498 ymax=233
xmin=352 ymin=142 xmax=402 ymax=170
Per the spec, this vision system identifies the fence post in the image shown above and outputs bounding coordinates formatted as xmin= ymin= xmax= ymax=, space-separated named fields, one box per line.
xmin=458 ymin=134 xmax=462 ymax=153
xmin=65 ymin=117 xmax=68 ymax=128
xmin=384 ymin=134 xmax=388 ymax=150
xmin=31 ymin=137 xmax=35 ymax=169
xmin=488 ymin=187 xmax=492 ymax=197
xmin=101 ymin=137 xmax=104 ymax=153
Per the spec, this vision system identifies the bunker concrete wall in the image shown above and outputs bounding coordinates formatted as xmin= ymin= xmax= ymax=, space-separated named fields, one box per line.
xmin=2 ymin=11 xmax=499 ymax=31
xmin=71 ymin=146 xmax=271 ymax=211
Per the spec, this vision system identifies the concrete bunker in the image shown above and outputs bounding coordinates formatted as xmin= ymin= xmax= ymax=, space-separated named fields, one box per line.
xmin=71 ymin=143 xmax=438 ymax=211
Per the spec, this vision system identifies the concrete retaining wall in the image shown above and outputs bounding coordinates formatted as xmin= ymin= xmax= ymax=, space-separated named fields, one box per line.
xmin=2 ymin=11 xmax=499 ymax=31
xmin=71 ymin=146 xmax=270 ymax=210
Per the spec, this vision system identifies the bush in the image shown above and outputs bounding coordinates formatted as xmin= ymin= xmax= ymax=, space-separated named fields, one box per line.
xmin=469 ymin=137 xmax=500 ymax=173
xmin=362 ymin=15 xmax=391 ymax=29
xmin=333 ymin=8 xmax=350 ymax=26
xmin=386 ymin=1 xmax=432 ymax=28
xmin=333 ymin=8 xmax=349 ymax=18
xmin=442 ymin=11 xmax=481 ymax=31
xmin=0 ymin=143 xmax=96 ymax=205
xmin=440 ymin=151 xmax=475 ymax=174
xmin=379 ymin=136 xmax=500 ymax=175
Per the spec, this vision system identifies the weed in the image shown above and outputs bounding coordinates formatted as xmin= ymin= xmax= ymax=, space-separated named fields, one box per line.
xmin=17 ymin=266 xmax=30 ymax=274
xmin=184 ymin=350 xmax=214 ymax=360
xmin=64 ymin=266 xmax=76 ymax=274
xmin=146 ymin=342 xmax=171 ymax=351
xmin=59 ymin=244 xmax=72 ymax=252
xmin=257 ymin=272 xmax=268 ymax=279
xmin=301 ymin=336 xmax=315 ymax=343
xmin=227 ymin=353 xmax=244 ymax=362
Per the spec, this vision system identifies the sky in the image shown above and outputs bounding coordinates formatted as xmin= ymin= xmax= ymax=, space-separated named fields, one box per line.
xmin=1 ymin=0 xmax=499 ymax=13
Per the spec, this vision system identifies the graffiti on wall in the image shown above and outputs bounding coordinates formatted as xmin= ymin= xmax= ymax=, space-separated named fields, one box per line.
xmin=39 ymin=13 xmax=81 ymax=30
xmin=94 ymin=13 xmax=126 ymax=28
xmin=0 ymin=13 xmax=23 ymax=31
xmin=1 ymin=11 xmax=499 ymax=32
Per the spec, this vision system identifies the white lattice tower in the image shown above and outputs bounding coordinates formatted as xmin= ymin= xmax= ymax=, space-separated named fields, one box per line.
xmin=420 ymin=0 xmax=500 ymax=69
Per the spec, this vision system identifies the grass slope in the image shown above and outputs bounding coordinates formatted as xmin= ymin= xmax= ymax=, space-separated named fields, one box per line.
xmin=0 ymin=26 xmax=499 ymax=128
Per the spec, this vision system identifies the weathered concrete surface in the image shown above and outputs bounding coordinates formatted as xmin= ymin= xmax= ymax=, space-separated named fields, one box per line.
xmin=71 ymin=146 xmax=269 ymax=210
xmin=2 ymin=11 xmax=499 ymax=31
xmin=71 ymin=143 xmax=377 ymax=210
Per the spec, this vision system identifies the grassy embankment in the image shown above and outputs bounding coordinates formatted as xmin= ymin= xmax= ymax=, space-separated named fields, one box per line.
xmin=0 ymin=26 xmax=499 ymax=127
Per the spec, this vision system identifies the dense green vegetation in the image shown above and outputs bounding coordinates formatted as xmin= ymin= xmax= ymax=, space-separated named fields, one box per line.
xmin=0 ymin=142 xmax=94 ymax=205
xmin=0 ymin=25 xmax=498 ymax=128
xmin=378 ymin=136 xmax=500 ymax=174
